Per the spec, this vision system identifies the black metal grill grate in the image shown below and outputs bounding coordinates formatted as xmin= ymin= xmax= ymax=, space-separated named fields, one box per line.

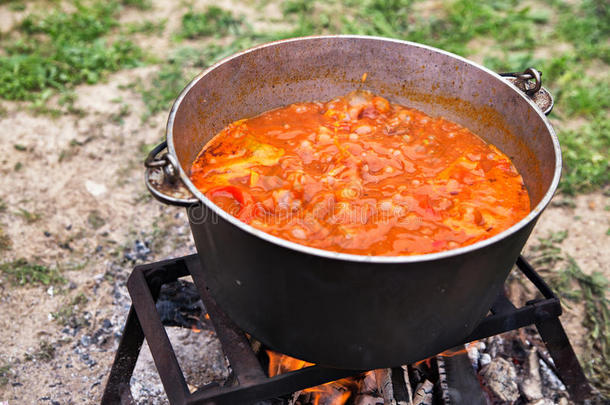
xmin=101 ymin=255 xmax=592 ymax=405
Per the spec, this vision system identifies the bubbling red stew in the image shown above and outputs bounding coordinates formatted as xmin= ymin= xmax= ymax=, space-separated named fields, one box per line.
xmin=190 ymin=91 xmax=530 ymax=256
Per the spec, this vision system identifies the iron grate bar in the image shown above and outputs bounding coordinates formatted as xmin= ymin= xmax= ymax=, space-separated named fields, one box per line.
xmin=102 ymin=254 xmax=592 ymax=405
xmin=463 ymin=297 xmax=561 ymax=343
xmin=100 ymin=307 xmax=144 ymax=405
xmin=127 ymin=267 xmax=190 ymax=404
xmin=516 ymin=256 xmax=557 ymax=300
xmin=187 ymin=365 xmax=362 ymax=405
xmin=185 ymin=256 xmax=268 ymax=386
xmin=489 ymin=292 xmax=517 ymax=315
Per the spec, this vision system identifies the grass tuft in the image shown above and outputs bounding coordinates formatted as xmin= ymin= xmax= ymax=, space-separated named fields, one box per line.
xmin=529 ymin=231 xmax=610 ymax=397
xmin=139 ymin=47 xmax=209 ymax=120
xmin=120 ymin=0 xmax=152 ymax=10
xmin=15 ymin=208 xmax=41 ymax=223
xmin=177 ymin=6 xmax=243 ymax=39
xmin=87 ymin=210 xmax=107 ymax=229
xmin=0 ymin=259 xmax=65 ymax=286
xmin=559 ymin=116 xmax=610 ymax=194
xmin=25 ymin=340 xmax=56 ymax=362
xmin=339 ymin=0 xmax=545 ymax=55
xmin=0 ymin=226 xmax=11 ymax=251
xmin=0 ymin=363 xmax=12 ymax=386
xmin=110 ymin=104 xmax=131 ymax=125
xmin=52 ymin=293 xmax=89 ymax=328
xmin=125 ymin=19 xmax=167 ymax=35
xmin=0 ymin=1 xmax=143 ymax=103
xmin=556 ymin=0 xmax=609 ymax=63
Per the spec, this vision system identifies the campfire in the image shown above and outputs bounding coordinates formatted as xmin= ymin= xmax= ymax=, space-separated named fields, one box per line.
xmin=267 ymin=350 xmax=368 ymax=405
xmin=100 ymin=254 xmax=595 ymax=405
xmin=264 ymin=346 xmax=487 ymax=405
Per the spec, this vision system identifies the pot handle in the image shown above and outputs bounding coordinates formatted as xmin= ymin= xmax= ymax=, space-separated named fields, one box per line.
xmin=144 ymin=140 xmax=199 ymax=207
xmin=499 ymin=68 xmax=554 ymax=115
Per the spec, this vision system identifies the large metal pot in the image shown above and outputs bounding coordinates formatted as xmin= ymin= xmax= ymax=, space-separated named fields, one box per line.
xmin=145 ymin=36 xmax=561 ymax=369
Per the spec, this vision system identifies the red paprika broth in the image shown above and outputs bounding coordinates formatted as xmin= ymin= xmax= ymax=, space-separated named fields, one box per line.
xmin=190 ymin=91 xmax=530 ymax=256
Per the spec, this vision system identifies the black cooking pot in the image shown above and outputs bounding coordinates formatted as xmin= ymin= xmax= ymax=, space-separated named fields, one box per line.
xmin=144 ymin=36 xmax=561 ymax=369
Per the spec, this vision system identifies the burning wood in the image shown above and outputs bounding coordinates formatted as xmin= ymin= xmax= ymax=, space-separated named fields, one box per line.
xmin=265 ymin=351 xmax=419 ymax=405
xmin=264 ymin=347 xmax=487 ymax=405
xmin=413 ymin=380 xmax=434 ymax=405
xmin=437 ymin=345 xmax=487 ymax=405
xmin=481 ymin=357 xmax=520 ymax=402
xmin=266 ymin=350 xmax=371 ymax=405
xmin=375 ymin=368 xmax=413 ymax=405
xmin=519 ymin=349 xmax=543 ymax=401
xmin=400 ymin=365 xmax=414 ymax=403
xmin=354 ymin=371 xmax=384 ymax=405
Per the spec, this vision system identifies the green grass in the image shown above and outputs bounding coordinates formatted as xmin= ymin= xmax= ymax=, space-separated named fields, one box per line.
xmin=125 ymin=19 xmax=167 ymax=35
xmin=7 ymin=2 xmax=25 ymax=11
xmin=0 ymin=0 xmax=143 ymax=103
xmin=529 ymin=231 xmax=609 ymax=397
xmin=140 ymin=62 xmax=186 ymax=120
xmin=87 ymin=210 xmax=106 ymax=229
xmin=528 ymin=229 xmax=567 ymax=266
xmin=555 ymin=0 xmax=609 ymax=63
xmin=15 ymin=208 xmax=41 ymax=223
xmin=139 ymin=47 xmax=210 ymax=120
xmin=24 ymin=340 xmax=56 ymax=362
xmin=120 ymin=0 xmax=152 ymax=10
xmin=110 ymin=103 xmax=131 ymax=124
xmin=339 ymin=0 xmax=546 ymax=54
xmin=558 ymin=77 xmax=610 ymax=118
xmin=177 ymin=6 xmax=243 ymax=39
xmin=559 ymin=116 xmax=610 ymax=194
xmin=0 ymin=259 xmax=65 ymax=286
xmin=0 ymin=363 xmax=11 ymax=386
xmin=0 ymin=226 xmax=10 ymax=251
xmin=52 ymin=293 xmax=89 ymax=328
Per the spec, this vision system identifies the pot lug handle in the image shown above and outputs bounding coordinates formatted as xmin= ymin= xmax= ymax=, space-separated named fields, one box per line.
xmin=144 ymin=140 xmax=199 ymax=207
xmin=499 ymin=68 xmax=554 ymax=115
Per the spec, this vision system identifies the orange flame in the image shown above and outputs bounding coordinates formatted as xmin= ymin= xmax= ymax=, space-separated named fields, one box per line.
xmin=414 ymin=342 xmax=478 ymax=367
xmin=437 ymin=346 xmax=470 ymax=357
xmin=266 ymin=350 xmax=364 ymax=405
xmin=267 ymin=350 xmax=313 ymax=377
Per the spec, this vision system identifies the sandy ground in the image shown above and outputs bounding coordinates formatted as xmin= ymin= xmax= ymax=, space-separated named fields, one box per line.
xmin=0 ymin=1 xmax=608 ymax=403
xmin=525 ymin=192 xmax=610 ymax=359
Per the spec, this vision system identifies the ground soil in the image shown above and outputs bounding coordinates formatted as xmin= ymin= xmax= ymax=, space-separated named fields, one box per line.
xmin=0 ymin=1 xmax=608 ymax=403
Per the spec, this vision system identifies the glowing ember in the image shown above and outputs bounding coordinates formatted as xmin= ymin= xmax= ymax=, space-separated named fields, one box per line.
xmin=414 ymin=343 xmax=476 ymax=368
xmin=266 ymin=350 xmax=368 ymax=405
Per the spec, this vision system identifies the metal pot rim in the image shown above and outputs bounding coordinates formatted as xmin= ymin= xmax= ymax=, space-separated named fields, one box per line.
xmin=166 ymin=34 xmax=562 ymax=264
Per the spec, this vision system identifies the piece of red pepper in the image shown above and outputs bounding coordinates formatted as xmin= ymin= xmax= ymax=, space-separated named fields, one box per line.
xmin=207 ymin=185 xmax=254 ymax=220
